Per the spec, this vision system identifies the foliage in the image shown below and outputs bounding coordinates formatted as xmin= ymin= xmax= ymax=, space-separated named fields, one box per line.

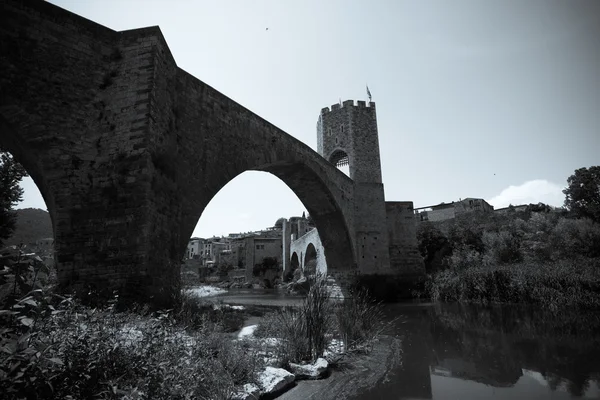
xmin=1 ymin=247 xmax=50 ymax=307
xmin=416 ymin=222 xmax=449 ymax=265
xmin=256 ymin=276 xmax=389 ymax=367
xmin=2 ymin=208 xmax=53 ymax=249
xmin=252 ymin=256 xmax=278 ymax=277
xmin=0 ymin=151 xmax=28 ymax=247
xmin=332 ymin=287 xmax=388 ymax=352
xmin=563 ymin=166 xmax=600 ymax=223
xmin=256 ymin=276 xmax=333 ymax=366
xmin=0 ymin=287 xmax=262 ymax=400
xmin=418 ymin=207 xmax=600 ymax=308
xmin=303 ymin=277 xmax=331 ymax=360
xmin=428 ymin=259 xmax=600 ymax=310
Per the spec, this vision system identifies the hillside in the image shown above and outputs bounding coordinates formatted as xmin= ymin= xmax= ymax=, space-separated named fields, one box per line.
xmin=4 ymin=208 xmax=53 ymax=247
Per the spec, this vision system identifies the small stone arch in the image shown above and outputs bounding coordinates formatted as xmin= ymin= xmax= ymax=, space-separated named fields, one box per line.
xmin=286 ymin=252 xmax=300 ymax=282
xmin=304 ymin=243 xmax=317 ymax=277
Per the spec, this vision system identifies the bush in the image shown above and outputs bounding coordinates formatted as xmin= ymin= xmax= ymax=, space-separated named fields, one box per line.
xmin=550 ymin=217 xmax=600 ymax=259
xmin=427 ymin=260 xmax=600 ymax=310
xmin=482 ymin=230 xmax=522 ymax=265
xmin=257 ymin=276 xmax=333 ymax=366
xmin=0 ymin=289 xmax=262 ymax=400
xmin=333 ymin=288 xmax=388 ymax=352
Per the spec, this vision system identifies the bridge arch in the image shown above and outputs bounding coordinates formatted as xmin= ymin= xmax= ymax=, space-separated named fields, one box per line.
xmin=304 ymin=243 xmax=317 ymax=276
xmin=0 ymin=118 xmax=57 ymax=235
xmin=176 ymin=101 xmax=357 ymax=277
xmin=288 ymin=251 xmax=300 ymax=281
xmin=0 ymin=0 xmax=362 ymax=306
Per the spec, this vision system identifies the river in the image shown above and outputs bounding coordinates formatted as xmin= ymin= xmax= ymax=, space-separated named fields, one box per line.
xmin=215 ymin=289 xmax=600 ymax=399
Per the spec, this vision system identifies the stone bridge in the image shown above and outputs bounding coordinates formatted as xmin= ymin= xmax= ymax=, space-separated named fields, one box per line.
xmin=0 ymin=0 xmax=416 ymax=306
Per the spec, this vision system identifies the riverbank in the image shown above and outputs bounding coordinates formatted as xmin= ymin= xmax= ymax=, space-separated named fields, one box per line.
xmin=0 ymin=282 xmax=392 ymax=399
xmin=424 ymin=258 xmax=600 ymax=310
xmin=276 ymin=335 xmax=401 ymax=400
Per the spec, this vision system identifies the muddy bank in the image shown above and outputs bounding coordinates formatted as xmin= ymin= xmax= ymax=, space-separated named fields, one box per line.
xmin=276 ymin=335 xmax=402 ymax=400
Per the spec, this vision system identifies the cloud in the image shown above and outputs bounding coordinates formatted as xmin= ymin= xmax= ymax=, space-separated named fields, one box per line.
xmin=488 ymin=179 xmax=565 ymax=209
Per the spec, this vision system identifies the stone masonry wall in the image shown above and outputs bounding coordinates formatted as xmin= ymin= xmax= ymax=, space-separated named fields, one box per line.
xmin=289 ymin=228 xmax=327 ymax=276
xmin=0 ymin=0 xmax=165 ymax=303
xmin=161 ymin=69 xmax=359 ymax=276
xmin=0 ymin=0 xmax=424 ymax=305
xmin=1 ymin=1 xmax=359 ymax=305
xmin=386 ymin=202 xmax=425 ymax=275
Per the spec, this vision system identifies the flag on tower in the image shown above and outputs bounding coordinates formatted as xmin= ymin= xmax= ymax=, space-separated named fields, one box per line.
xmin=366 ymin=85 xmax=372 ymax=102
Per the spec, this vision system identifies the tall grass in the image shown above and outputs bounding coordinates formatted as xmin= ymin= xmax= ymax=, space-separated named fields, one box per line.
xmin=256 ymin=275 xmax=388 ymax=366
xmin=333 ymin=288 xmax=388 ymax=352
xmin=257 ymin=275 xmax=333 ymax=366
xmin=428 ymin=259 xmax=600 ymax=310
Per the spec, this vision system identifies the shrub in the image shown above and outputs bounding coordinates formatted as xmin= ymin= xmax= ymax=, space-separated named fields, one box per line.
xmin=482 ymin=230 xmax=522 ymax=265
xmin=0 ymin=289 xmax=262 ymax=400
xmin=302 ymin=277 xmax=331 ymax=360
xmin=427 ymin=260 xmax=600 ymax=310
xmin=333 ymin=287 xmax=388 ymax=352
xmin=550 ymin=217 xmax=600 ymax=259
xmin=255 ymin=276 xmax=333 ymax=366
xmin=447 ymin=245 xmax=484 ymax=271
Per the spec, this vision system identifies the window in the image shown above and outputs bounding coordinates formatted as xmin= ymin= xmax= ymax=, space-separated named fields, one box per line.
xmin=341 ymin=125 xmax=344 ymax=133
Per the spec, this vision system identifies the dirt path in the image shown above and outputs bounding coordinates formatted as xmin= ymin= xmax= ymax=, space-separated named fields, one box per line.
xmin=276 ymin=336 xmax=402 ymax=400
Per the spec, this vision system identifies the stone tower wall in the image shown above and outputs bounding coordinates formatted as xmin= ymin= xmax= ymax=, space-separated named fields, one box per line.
xmin=317 ymin=100 xmax=382 ymax=184
xmin=317 ymin=100 xmax=390 ymax=272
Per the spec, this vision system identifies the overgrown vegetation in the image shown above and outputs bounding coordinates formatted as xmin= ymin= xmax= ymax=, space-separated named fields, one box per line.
xmin=563 ymin=165 xmax=600 ymax=223
xmin=417 ymin=209 xmax=600 ymax=309
xmin=0 ymin=258 xmax=262 ymax=400
xmin=0 ymin=150 xmax=28 ymax=248
xmin=256 ymin=276 xmax=388 ymax=367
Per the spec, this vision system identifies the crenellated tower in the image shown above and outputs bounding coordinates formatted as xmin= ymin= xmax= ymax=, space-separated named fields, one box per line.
xmin=317 ymin=100 xmax=382 ymax=183
xmin=317 ymin=99 xmax=391 ymax=273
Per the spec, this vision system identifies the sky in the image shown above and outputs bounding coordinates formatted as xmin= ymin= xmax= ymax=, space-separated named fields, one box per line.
xmin=16 ymin=0 xmax=600 ymax=238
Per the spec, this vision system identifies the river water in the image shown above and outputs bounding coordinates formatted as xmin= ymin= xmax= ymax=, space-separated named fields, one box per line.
xmin=216 ymin=290 xmax=600 ymax=399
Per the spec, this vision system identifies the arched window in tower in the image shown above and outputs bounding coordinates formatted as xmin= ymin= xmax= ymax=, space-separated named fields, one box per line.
xmin=340 ymin=124 xmax=344 ymax=133
xmin=329 ymin=149 xmax=350 ymax=177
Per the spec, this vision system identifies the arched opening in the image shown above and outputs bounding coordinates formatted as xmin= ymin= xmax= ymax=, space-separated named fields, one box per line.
xmin=304 ymin=243 xmax=317 ymax=278
xmin=329 ymin=149 xmax=350 ymax=177
xmin=0 ymin=143 xmax=55 ymax=302
xmin=287 ymin=252 xmax=300 ymax=282
xmin=178 ymin=157 xmax=356 ymax=291
xmin=184 ymin=171 xmax=312 ymax=288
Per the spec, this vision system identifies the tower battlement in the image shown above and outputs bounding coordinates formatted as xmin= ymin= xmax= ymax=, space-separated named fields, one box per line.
xmin=320 ymin=100 xmax=375 ymax=114
xmin=316 ymin=99 xmax=382 ymax=184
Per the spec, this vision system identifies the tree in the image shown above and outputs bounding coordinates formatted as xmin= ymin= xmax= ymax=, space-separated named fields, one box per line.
xmin=0 ymin=151 xmax=28 ymax=247
xmin=563 ymin=166 xmax=600 ymax=223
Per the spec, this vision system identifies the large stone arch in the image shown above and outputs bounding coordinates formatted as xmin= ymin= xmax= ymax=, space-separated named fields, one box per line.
xmin=173 ymin=76 xmax=358 ymax=275
xmin=0 ymin=118 xmax=57 ymax=238
xmin=0 ymin=0 xmax=359 ymax=306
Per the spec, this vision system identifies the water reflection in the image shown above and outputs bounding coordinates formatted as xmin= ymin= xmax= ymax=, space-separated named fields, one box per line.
xmin=354 ymin=303 xmax=600 ymax=399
